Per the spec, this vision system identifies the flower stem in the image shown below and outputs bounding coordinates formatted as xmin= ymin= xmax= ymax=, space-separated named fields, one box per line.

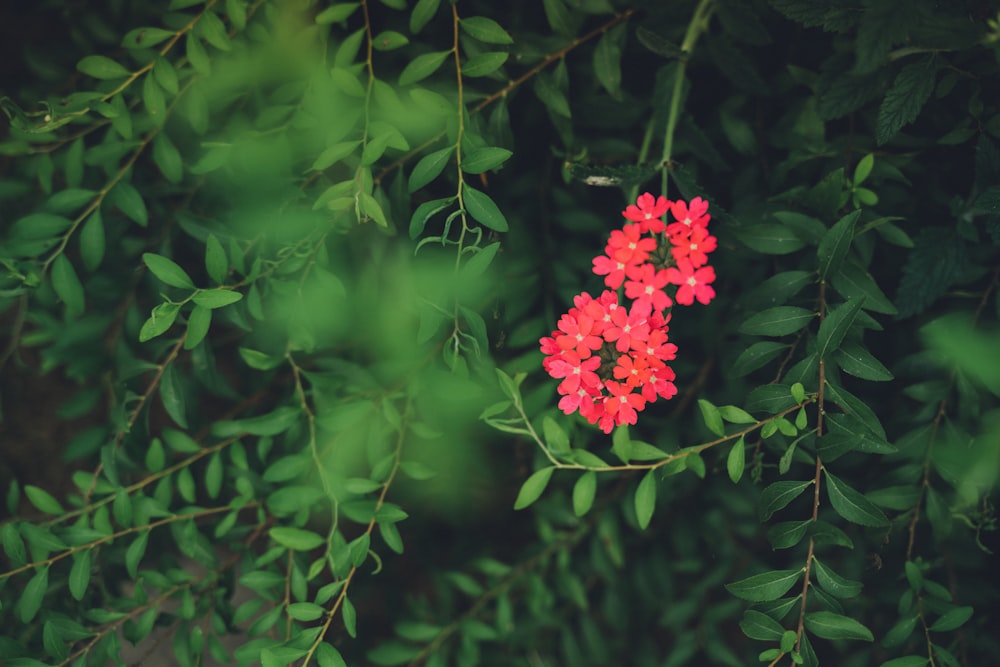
xmin=660 ymin=0 xmax=716 ymax=198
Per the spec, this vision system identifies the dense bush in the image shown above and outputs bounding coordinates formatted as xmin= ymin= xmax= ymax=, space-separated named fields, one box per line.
xmin=1 ymin=0 xmax=999 ymax=665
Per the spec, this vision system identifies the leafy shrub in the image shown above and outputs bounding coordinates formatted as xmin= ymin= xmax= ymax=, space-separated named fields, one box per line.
xmin=1 ymin=0 xmax=999 ymax=665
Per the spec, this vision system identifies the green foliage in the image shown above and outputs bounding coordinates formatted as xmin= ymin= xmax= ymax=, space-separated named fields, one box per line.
xmin=1 ymin=0 xmax=999 ymax=666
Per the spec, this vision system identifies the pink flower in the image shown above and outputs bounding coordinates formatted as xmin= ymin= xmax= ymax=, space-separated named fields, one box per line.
xmin=592 ymin=254 xmax=629 ymax=290
xmin=636 ymin=328 xmax=677 ymax=363
xmin=607 ymin=224 xmax=657 ymax=265
xmin=624 ymin=263 xmax=672 ymax=313
xmin=613 ymin=353 xmax=653 ymax=389
xmin=670 ymin=225 xmax=717 ymax=267
xmin=623 ymin=193 xmax=669 ymax=234
xmin=555 ymin=312 xmax=604 ymax=358
xmin=603 ymin=303 xmax=651 ymax=353
xmin=665 ymin=259 xmax=716 ymax=306
xmin=548 ymin=351 xmax=601 ymax=394
xmin=559 ymin=383 xmax=602 ymax=416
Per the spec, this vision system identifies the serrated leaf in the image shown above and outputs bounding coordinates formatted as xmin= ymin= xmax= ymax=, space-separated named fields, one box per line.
xmin=812 ymin=556 xmax=863 ymax=598
xmin=726 ymin=569 xmax=802 ymax=602
xmin=877 ymin=56 xmax=938 ymax=145
xmin=634 ymin=470 xmax=657 ymax=529
xmin=767 ymin=520 xmax=811 ymax=549
xmin=759 ymin=480 xmax=813 ymax=522
xmin=804 ymin=611 xmax=873 ymax=641
xmin=462 ymin=185 xmax=508 ymax=232
xmin=824 ymin=469 xmax=889 ymax=527
xmin=513 ymin=467 xmax=554 ymax=510
xmin=739 ymin=307 xmax=815 ymax=336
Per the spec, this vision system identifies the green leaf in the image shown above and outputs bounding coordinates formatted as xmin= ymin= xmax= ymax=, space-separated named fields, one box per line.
xmin=853 ymin=153 xmax=874 ymax=186
xmin=20 ymin=566 xmax=49 ymax=622
xmin=193 ymin=289 xmax=243 ymax=309
xmin=408 ymin=148 xmax=453 ymax=193
xmin=593 ymin=24 xmax=625 ymax=99
xmin=184 ymin=306 xmax=211 ymax=350
xmin=572 ymin=471 xmax=597 ymax=517
xmin=122 ymin=27 xmax=176 ymax=48
xmin=835 ymin=342 xmax=893 ymax=381
xmin=226 ymin=0 xmax=247 ymax=29
xmin=462 ymin=185 xmax=508 ymax=232
xmin=159 ymin=363 xmax=187 ymax=427
xmin=287 ymin=602 xmax=325 ymax=622
xmin=697 ymin=399 xmax=725 ymax=436
xmin=3 ymin=523 xmax=27 ymax=566
xmin=204 ymin=234 xmax=227 ymax=284
xmin=312 ymin=140 xmax=362 ymax=171
xmin=812 ymin=556 xmax=863 ymax=598
xmin=77 ymin=55 xmax=130 ymax=79
xmin=144 ymin=253 xmax=194 ymax=289
xmin=817 ymin=209 xmax=860 ymax=279
xmin=409 ymin=196 xmax=455 ymax=239
xmin=879 ymin=657 xmax=928 ymax=667
xmin=139 ymin=302 xmax=181 ymax=342
xmin=929 ymin=606 xmax=973 ymax=632
xmin=68 ymin=549 xmax=92 ymax=601
xmin=730 ymin=341 xmax=791 ymax=377
xmin=634 ymin=470 xmax=657 ymax=530
xmin=270 ymin=527 xmax=325 ymax=551
xmin=739 ymin=306 xmax=815 ymax=336
xmin=824 ymin=469 xmax=889 ymax=527
xmin=831 ymin=260 xmax=897 ymax=315
xmin=315 ymin=3 xmax=360 ymax=24
xmin=804 ymin=611 xmax=873 ymax=641
xmin=460 ymin=16 xmax=513 ymax=44
xmin=142 ymin=72 xmax=166 ymax=126
xmin=767 ymin=520 xmax=811 ymax=549
xmin=359 ymin=191 xmax=389 ymax=227
xmin=25 ymin=485 xmax=64 ymax=515
xmin=635 ymin=25 xmax=682 ymax=58
xmin=342 ymin=596 xmax=358 ymax=637
xmin=399 ymin=50 xmax=452 ymax=86
xmin=727 ymin=437 xmax=746 ymax=483
xmin=462 ymin=52 xmax=509 ymax=77
xmin=877 ymin=56 xmax=938 ymax=145
xmin=373 ymin=30 xmax=409 ymax=51
xmin=726 ymin=569 xmax=802 ymax=602
xmin=759 ymin=480 xmax=813 ymax=521
xmin=186 ymin=33 xmax=211 ymax=75
xmin=51 ymin=255 xmax=85 ymax=318
xmin=409 ymin=0 xmax=440 ymax=33
xmin=461 ymin=147 xmax=512 ymax=174
xmin=740 ymin=610 xmax=786 ymax=641
xmin=204 ymin=451 xmax=223 ymax=499
xmin=152 ymin=134 xmax=183 ymax=183
xmin=125 ymin=530 xmax=149 ymax=578
xmin=513 ymin=467 xmax=554 ymax=510
xmin=542 ymin=416 xmax=570 ymax=454
xmin=816 ymin=297 xmax=864 ymax=360
xmin=79 ymin=210 xmax=105 ymax=272
xmin=733 ymin=223 xmax=807 ymax=255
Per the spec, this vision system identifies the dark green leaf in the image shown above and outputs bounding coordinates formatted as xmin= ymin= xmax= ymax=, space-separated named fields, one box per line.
xmin=835 ymin=342 xmax=893 ymax=381
xmin=142 ymin=73 xmax=166 ymax=126
xmin=68 ymin=549 xmax=92 ymax=601
xmin=732 ymin=223 xmax=806 ymax=255
xmin=929 ymin=606 xmax=973 ymax=632
xmin=77 ymin=55 xmax=130 ymax=79
xmin=634 ymin=470 xmax=657 ymax=529
xmin=125 ymin=530 xmax=149 ymax=578
xmin=315 ymin=3 xmax=359 ymax=24
xmin=20 ymin=566 xmax=49 ymax=622
xmin=824 ymin=469 xmax=889 ymax=527
xmin=122 ymin=27 xmax=175 ymax=49
xmin=817 ymin=210 xmax=860 ymax=279
xmin=408 ymin=148 xmax=453 ymax=192
xmin=593 ymin=24 xmax=625 ymax=99
xmin=193 ymin=289 xmax=243 ymax=309
xmin=759 ymin=480 xmax=813 ymax=521
xmin=409 ymin=0 xmax=440 ymax=33
xmin=461 ymin=147 xmax=512 ymax=174
xmin=730 ymin=341 xmax=791 ymax=377
xmin=804 ymin=611 xmax=873 ymax=641
xmin=831 ymin=260 xmax=897 ymax=315
xmin=727 ymin=437 xmax=745 ymax=484
xmin=51 ymin=255 xmax=85 ymax=318
xmin=462 ymin=52 xmax=508 ymax=77
xmin=767 ymin=520 xmax=810 ymax=549
xmin=739 ymin=307 xmax=815 ymax=336
xmin=726 ymin=569 xmax=802 ymax=602
xmin=79 ymin=210 xmax=105 ymax=272
xmin=817 ymin=297 xmax=864 ymax=359
xmin=879 ymin=657 xmax=928 ymax=667
xmin=740 ymin=610 xmax=786 ymax=641
xmin=159 ymin=363 xmax=187 ymax=428
xmin=877 ymin=56 xmax=938 ymax=145
xmin=812 ymin=556 xmax=863 ymax=598
xmin=460 ymin=16 xmax=513 ymax=44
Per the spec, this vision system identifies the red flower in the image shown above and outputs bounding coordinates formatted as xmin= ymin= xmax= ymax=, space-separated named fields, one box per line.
xmin=670 ymin=225 xmax=717 ymax=267
xmin=613 ymin=353 xmax=653 ymax=388
xmin=555 ymin=312 xmax=604 ymax=358
xmin=592 ymin=254 xmax=629 ymax=290
xmin=665 ymin=259 xmax=716 ymax=306
xmin=603 ymin=302 xmax=651 ymax=353
xmin=548 ymin=351 xmax=601 ymax=394
xmin=603 ymin=381 xmax=647 ymax=428
xmin=624 ymin=263 xmax=672 ymax=313
xmin=607 ymin=224 xmax=657 ymax=265
xmin=623 ymin=193 xmax=669 ymax=234
xmin=666 ymin=197 xmax=710 ymax=238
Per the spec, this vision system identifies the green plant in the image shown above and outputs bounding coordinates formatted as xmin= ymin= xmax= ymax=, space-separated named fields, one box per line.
xmin=1 ymin=0 xmax=998 ymax=666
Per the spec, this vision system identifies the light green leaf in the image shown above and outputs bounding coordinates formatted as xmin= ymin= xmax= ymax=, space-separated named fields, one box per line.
xmin=77 ymin=55 xmax=131 ymax=79
xmin=462 ymin=185 xmax=508 ymax=232
xmin=125 ymin=530 xmax=149 ymax=578
xmin=143 ymin=252 xmax=194 ymax=289
xmin=152 ymin=133 xmax=183 ymax=183
xmin=25 ymin=485 xmax=64 ymax=515
xmin=727 ymin=437 xmax=745 ymax=484
xmin=513 ymin=467 xmax=555 ymax=510
xmin=408 ymin=147 xmax=453 ymax=193
xmin=315 ymin=2 xmax=359 ymax=24
xmin=270 ymin=527 xmax=325 ymax=551
xmin=123 ymin=27 xmax=175 ymax=49
xmin=929 ymin=606 xmax=973 ymax=632
xmin=462 ymin=52 xmax=509 ymax=77
xmin=373 ymin=30 xmax=409 ymax=51
xmin=193 ymin=289 xmax=243 ymax=309
xmin=139 ymin=302 xmax=181 ymax=342
xmin=68 ymin=549 xmax=92 ymax=601
xmin=20 ymin=566 xmax=49 ymax=622
xmin=461 ymin=147 xmax=512 ymax=174
xmin=572 ymin=471 xmax=597 ymax=517
xmin=204 ymin=234 xmax=227 ymax=284
xmin=79 ymin=210 xmax=105 ymax=272
xmin=460 ymin=16 xmax=513 ymax=44
xmin=399 ymin=50 xmax=452 ymax=87
xmin=697 ymin=399 xmax=725 ymax=436
xmin=409 ymin=0 xmax=440 ymax=33
xmin=111 ymin=181 xmax=148 ymax=226
xmin=634 ymin=470 xmax=657 ymax=529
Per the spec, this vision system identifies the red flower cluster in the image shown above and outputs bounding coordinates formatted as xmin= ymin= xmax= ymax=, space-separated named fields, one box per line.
xmin=540 ymin=193 xmax=718 ymax=433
